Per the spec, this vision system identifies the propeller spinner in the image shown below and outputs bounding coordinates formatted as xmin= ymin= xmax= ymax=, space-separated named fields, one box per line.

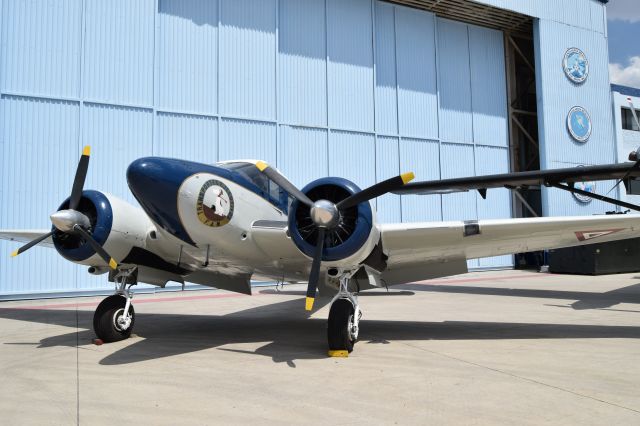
xmin=255 ymin=161 xmax=414 ymax=310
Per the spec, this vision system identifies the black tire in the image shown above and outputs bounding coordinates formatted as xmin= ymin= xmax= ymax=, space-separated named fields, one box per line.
xmin=327 ymin=299 xmax=356 ymax=352
xmin=93 ymin=295 xmax=135 ymax=343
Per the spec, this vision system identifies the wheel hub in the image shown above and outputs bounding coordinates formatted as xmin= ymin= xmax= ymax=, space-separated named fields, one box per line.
xmin=113 ymin=308 xmax=132 ymax=331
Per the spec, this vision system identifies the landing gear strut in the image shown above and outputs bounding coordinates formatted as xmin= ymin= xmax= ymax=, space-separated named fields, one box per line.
xmin=327 ymin=274 xmax=361 ymax=356
xmin=93 ymin=267 xmax=137 ymax=342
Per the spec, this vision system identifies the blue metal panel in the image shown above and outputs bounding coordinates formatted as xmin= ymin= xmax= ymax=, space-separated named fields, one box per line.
xmin=328 ymin=130 xmax=375 ymax=189
xmin=396 ymin=6 xmax=438 ymax=140
xmin=277 ymin=125 xmax=328 ymax=188
xmin=1 ymin=0 xmax=82 ymax=98
xmin=375 ymin=136 xmax=401 ymax=223
xmin=219 ymin=118 xmax=276 ymax=164
xmin=0 ymin=95 xmax=78 ymax=294
xmin=219 ymin=0 xmax=276 ymax=121
xmin=474 ymin=145 xmax=513 ymax=267
xmin=374 ymin=1 xmax=397 ymax=136
xmin=440 ymin=143 xmax=477 ymax=222
xmin=157 ymin=0 xmax=218 ymax=114
xmin=327 ymin=0 xmax=374 ymax=132
xmin=469 ymin=25 xmax=508 ymax=147
xmin=399 ymin=138 xmax=441 ymax=222
xmin=534 ymin=19 xmax=617 ymax=216
xmin=155 ymin=112 xmax=218 ymax=163
xmin=437 ymin=18 xmax=473 ymax=144
xmin=278 ymin=0 xmax=327 ymax=127
xmin=81 ymin=103 xmax=153 ymax=206
xmin=82 ymin=0 xmax=155 ymax=106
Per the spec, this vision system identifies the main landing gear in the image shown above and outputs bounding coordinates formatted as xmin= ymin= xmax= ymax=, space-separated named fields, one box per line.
xmin=93 ymin=267 xmax=137 ymax=342
xmin=327 ymin=275 xmax=361 ymax=357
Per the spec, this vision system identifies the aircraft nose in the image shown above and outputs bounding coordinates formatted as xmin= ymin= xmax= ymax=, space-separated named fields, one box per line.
xmin=127 ymin=157 xmax=195 ymax=245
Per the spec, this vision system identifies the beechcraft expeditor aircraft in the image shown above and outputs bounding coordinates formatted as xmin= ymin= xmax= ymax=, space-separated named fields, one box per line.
xmin=4 ymin=147 xmax=640 ymax=357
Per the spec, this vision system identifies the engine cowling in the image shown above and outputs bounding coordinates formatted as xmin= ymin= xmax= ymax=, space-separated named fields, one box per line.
xmin=53 ymin=190 xmax=152 ymax=266
xmin=288 ymin=177 xmax=379 ymax=266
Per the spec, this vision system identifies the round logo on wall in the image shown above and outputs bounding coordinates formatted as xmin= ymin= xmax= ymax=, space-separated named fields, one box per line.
xmin=567 ymin=106 xmax=592 ymax=143
xmin=196 ymin=179 xmax=234 ymax=227
xmin=563 ymin=48 xmax=589 ymax=84
xmin=573 ymin=180 xmax=596 ymax=203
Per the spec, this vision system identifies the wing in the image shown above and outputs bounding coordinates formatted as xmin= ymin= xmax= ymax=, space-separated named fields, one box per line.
xmin=379 ymin=214 xmax=640 ymax=285
xmin=0 ymin=230 xmax=54 ymax=248
xmin=393 ymin=162 xmax=640 ymax=199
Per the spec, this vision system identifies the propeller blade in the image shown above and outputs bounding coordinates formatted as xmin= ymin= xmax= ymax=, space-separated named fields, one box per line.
xmin=73 ymin=225 xmax=118 ymax=270
xmin=305 ymin=227 xmax=326 ymax=311
xmin=336 ymin=172 xmax=415 ymax=210
xmin=255 ymin=161 xmax=314 ymax=208
xmin=10 ymin=231 xmax=54 ymax=257
xmin=69 ymin=146 xmax=91 ymax=210
xmin=605 ymin=160 xmax=640 ymax=196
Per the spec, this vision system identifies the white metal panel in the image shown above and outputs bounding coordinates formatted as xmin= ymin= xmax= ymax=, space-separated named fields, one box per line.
xmin=278 ymin=0 xmax=327 ymax=127
xmin=374 ymin=1 xmax=398 ymax=136
xmin=157 ymin=0 xmax=218 ymax=114
xmin=155 ymin=112 xmax=218 ymax=163
xmin=375 ymin=136 xmax=402 ymax=223
xmin=0 ymin=96 xmax=79 ymax=294
xmin=277 ymin=125 xmax=328 ymax=188
xmin=82 ymin=0 xmax=155 ymax=106
xmin=219 ymin=0 xmax=276 ymax=121
xmin=469 ymin=25 xmax=508 ymax=147
xmin=327 ymin=0 xmax=374 ymax=132
xmin=396 ymin=6 xmax=438 ymax=140
xmin=328 ymin=130 xmax=376 ymax=189
xmin=399 ymin=138 xmax=441 ymax=222
xmin=437 ymin=18 xmax=473 ymax=144
xmin=219 ymin=118 xmax=277 ymax=164
xmin=1 ymin=0 xmax=82 ymax=98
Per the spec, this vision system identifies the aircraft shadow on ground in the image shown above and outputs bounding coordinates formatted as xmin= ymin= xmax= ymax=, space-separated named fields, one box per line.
xmin=399 ymin=282 xmax=640 ymax=311
xmin=1 ymin=294 xmax=640 ymax=367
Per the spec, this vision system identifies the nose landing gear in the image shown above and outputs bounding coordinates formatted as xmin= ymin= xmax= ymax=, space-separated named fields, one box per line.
xmin=327 ymin=274 xmax=361 ymax=357
xmin=93 ymin=267 xmax=137 ymax=343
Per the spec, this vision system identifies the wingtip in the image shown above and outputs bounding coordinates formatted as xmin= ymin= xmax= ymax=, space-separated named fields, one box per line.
xmin=401 ymin=172 xmax=415 ymax=184
xmin=305 ymin=296 xmax=315 ymax=311
xmin=82 ymin=145 xmax=91 ymax=156
xmin=255 ymin=161 xmax=269 ymax=172
xmin=10 ymin=250 xmax=18 ymax=258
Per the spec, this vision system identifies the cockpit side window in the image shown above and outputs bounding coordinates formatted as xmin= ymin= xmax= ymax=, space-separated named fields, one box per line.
xmin=217 ymin=162 xmax=291 ymax=212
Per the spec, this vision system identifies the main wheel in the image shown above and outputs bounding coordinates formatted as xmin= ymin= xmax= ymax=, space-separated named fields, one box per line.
xmin=93 ymin=295 xmax=135 ymax=343
xmin=327 ymin=299 xmax=356 ymax=353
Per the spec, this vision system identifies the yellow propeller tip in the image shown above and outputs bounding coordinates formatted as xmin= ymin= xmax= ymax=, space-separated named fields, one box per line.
xmin=255 ymin=161 xmax=269 ymax=172
xmin=305 ymin=297 xmax=315 ymax=311
xmin=10 ymin=250 xmax=18 ymax=258
xmin=108 ymin=258 xmax=118 ymax=270
xmin=401 ymin=172 xmax=415 ymax=184
xmin=83 ymin=145 xmax=91 ymax=156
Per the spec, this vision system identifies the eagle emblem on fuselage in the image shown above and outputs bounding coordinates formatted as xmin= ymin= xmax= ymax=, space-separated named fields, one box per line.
xmin=196 ymin=179 xmax=234 ymax=227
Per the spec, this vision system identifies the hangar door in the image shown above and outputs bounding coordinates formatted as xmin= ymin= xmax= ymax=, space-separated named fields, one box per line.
xmin=0 ymin=0 xmax=511 ymax=297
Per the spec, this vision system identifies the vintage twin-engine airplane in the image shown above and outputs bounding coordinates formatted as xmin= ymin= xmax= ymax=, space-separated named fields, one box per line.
xmin=3 ymin=146 xmax=640 ymax=356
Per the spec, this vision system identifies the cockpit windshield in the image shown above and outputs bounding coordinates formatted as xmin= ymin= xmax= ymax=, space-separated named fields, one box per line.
xmin=217 ymin=162 xmax=291 ymax=212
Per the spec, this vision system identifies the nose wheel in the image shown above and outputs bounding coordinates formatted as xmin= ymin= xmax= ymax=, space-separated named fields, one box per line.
xmin=93 ymin=267 xmax=137 ymax=343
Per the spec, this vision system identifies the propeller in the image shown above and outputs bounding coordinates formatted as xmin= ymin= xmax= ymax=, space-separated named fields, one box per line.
xmin=606 ymin=97 xmax=640 ymax=196
xmin=10 ymin=146 xmax=118 ymax=270
xmin=255 ymin=161 xmax=414 ymax=310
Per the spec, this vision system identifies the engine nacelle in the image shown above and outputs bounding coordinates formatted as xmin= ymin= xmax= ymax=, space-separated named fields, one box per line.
xmin=288 ymin=177 xmax=379 ymax=267
xmin=52 ymin=190 xmax=153 ymax=267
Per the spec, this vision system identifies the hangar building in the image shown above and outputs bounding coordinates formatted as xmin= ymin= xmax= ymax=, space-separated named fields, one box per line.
xmin=0 ymin=0 xmax=614 ymax=298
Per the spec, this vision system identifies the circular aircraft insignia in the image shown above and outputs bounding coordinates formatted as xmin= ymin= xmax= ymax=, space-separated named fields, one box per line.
xmin=573 ymin=180 xmax=596 ymax=203
xmin=563 ymin=48 xmax=589 ymax=84
xmin=196 ymin=179 xmax=234 ymax=227
xmin=567 ymin=106 xmax=592 ymax=143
